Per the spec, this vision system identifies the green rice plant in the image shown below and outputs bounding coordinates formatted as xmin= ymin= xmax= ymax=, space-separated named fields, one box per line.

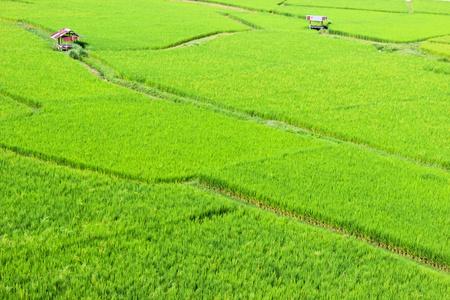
xmin=220 ymin=11 xmax=310 ymax=31
xmin=192 ymin=0 xmax=449 ymax=39
xmin=1 ymin=2 xmax=450 ymax=285
xmin=1 ymin=17 xmax=449 ymax=268
xmin=66 ymin=44 xmax=88 ymax=60
xmin=0 ymin=20 xmax=321 ymax=182
xmin=181 ymin=0 xmax=281 ymax=11
xmin=0 ymin=0 xmax=251 ymax=50
xmin=429 ymin=35 xmax=450 ymax=44
xmin=201 ymin=144 xmax=450 ymax=267
xmin=1 ymin=0 xmax=447 ymax=45
xmin=413 ymin=0 xmax=450 ymax=15
xmin=200 ymin=0 xmax=449 ymax=16
xmin=273 ymin=6 xmax=450 ymax=42
xmin=67 ymin=48 xmax=79 ymax=59
xmin=1 ymin=148 xmax=449 ymax=298
xmin=284 ymin=0 xmax=409 ymax=13
xmin=421 ymin=40 xmax=450 ymax=58
xmin=0 ymin=95 xmax=33 ymax=122
xmin=95 ymin=15 xmax=450 ymax=168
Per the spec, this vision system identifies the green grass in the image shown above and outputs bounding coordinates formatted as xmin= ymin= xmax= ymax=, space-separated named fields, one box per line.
xmin=95 ymin=15 xmax=450 ymax=168
xmin=1 ymin=1 xmax=449 ymax=296
xmin=429 ymin=35 xmax=450 ymax=44
xmin=201 ymin=145 xmax=450 ymax=267
xmin=0 ymin=20 xmax=322 ymax=182
xmin=413 ymin=0 xmax=450 ymax=15
xmin=185 ymin=0 xmax=281 ymax=11
xmin=421 ymin=41 xmax=450 ymax=58
xmin=273 ymin=6 xmax=450 ymax=42
xmin=0 ymin=95 xmax=33 ymax=123
xmin=0 ymin=0 xmax=250 ymax=50
xmin=1 ymin=148 xmax=449 ymax=298
xmin=1 ymin=18 xmax=449 ymax=267
xmin=284 ymin=0 xmax=409 ymax=13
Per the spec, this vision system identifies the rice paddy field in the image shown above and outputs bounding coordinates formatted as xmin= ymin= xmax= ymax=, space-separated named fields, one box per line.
xmin=0 ymin=0 xmax=449 ymax=298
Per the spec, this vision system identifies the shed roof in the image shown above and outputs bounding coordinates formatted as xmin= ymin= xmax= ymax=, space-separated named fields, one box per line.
xmin=306 ymin=15 xmax=331 ymax=22
xmin=50 ymin=28 xmax=85 ymax=40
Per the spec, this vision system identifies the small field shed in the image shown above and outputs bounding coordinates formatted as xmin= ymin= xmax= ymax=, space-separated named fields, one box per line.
xmin=306 ymin=15 xmax=331 ymax=30
xmin=50 ymin=28 xmax=85 ymax=51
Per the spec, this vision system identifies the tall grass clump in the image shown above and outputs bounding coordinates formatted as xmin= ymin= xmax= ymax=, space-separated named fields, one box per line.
xmin=67 ymin=44 xmax=88 ymax=60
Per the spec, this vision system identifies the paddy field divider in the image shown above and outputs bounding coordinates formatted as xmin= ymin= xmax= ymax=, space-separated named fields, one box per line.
xmin=2 ymin=18 xmax=449 ymax=272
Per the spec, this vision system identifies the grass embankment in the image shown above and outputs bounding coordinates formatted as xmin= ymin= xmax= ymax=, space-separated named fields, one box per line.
xmin=1 ymin=18 xmax=449 ymax=269
xmin=0 ymin=95 xmax=34 ymax=122
xmin=1 ymin=2 xmax=449 ymax=296
xmin=0 ymin=20 xmax=321 ymax=182
xmin=428 ymin=35 xmax=450 ymax=44
xmin=96 ymin=14 xmax=450 ymax=169
xmin=202 ymin=145 xmax=450 ymax=267
xmin=173 ymin=0 xmax=450 ymax=42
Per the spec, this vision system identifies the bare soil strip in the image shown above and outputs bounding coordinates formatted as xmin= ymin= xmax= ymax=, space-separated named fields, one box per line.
xmin=158 ymin=13 xmax=261 ymax=51
xmin=408 ymin=2 xmax=414 ymax=14
xmin=106 ymin=14 xmax=259 ymax=51
xmin=160 ymin=32 xmax=243 ymax=50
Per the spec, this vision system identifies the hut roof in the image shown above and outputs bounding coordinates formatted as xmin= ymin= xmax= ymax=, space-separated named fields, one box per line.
xmin=50 ymin=28 xmax=85 ymax=40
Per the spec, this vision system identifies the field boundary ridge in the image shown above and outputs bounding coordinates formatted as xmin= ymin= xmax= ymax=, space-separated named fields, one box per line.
xmin=165 ymin=0 xmax=257 ymax=12
xmin=3 ymin=18 xmax=447 ymax=171
xmin=1 ymin=143 xmax=448 ymax=272
xmin=191 ymin=179 xmax=449 ymax=272
xmin=83 ymin=55 xmax=450 ymax=172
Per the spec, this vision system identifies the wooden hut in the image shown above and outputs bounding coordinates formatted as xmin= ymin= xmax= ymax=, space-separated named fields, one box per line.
xmin=50 ymin=28 xmax=85 ymax=51
xmin=306 ymin=15 xmax=331 ymax=30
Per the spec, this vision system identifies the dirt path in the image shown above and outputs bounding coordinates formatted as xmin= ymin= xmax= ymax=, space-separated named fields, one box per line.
xmin=407 ymin=1 xmax=414 ymax=14
xmin=162 ymin=32 xmax=241 ymax=50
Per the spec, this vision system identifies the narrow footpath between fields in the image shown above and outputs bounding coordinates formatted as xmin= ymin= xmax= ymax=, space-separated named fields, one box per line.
xmin=2 ymin=18 xmax=449 ymax=273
